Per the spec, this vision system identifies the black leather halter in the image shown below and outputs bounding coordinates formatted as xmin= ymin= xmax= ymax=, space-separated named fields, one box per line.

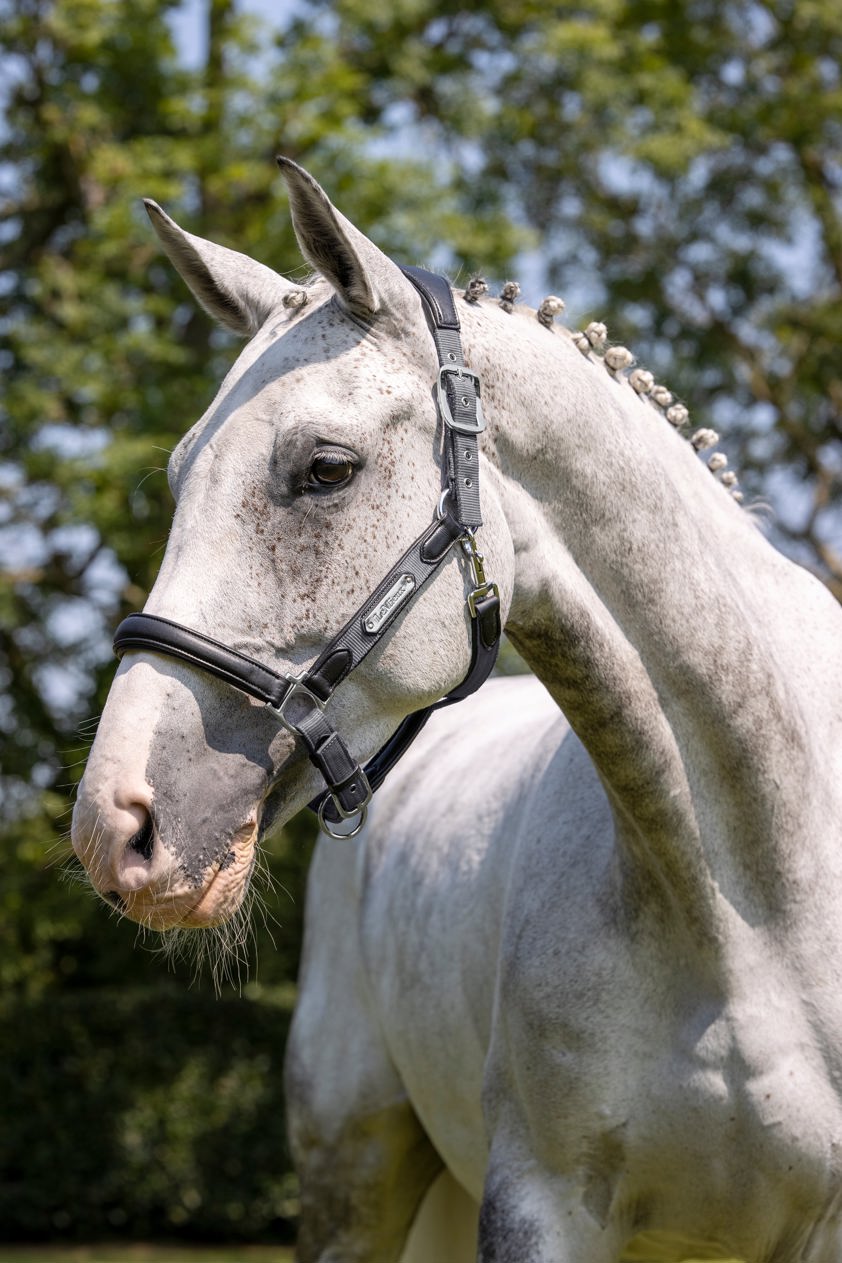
xmin=113 ymin=267 xmax=501 ymax=837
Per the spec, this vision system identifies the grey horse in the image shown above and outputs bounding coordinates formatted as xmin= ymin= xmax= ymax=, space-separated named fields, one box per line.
xmin=73 ymin=163 xmax=842 ymax=1262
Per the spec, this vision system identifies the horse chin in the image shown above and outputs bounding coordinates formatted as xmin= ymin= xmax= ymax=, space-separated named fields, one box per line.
xmin=114 ymin=821 xmax=258 ymax=931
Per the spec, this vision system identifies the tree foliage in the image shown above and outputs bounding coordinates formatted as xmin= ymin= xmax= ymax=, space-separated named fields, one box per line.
xmin=1 ymin=988 xmax=297 ymax=1240
xmin=0 ymin=0 xmax=521 ymax=996
xmin=1 ymin=0 xmax=839 ymax=999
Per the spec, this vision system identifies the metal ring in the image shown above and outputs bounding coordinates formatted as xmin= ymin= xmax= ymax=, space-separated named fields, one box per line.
xmin=437 ymin=488 xmax=453 ymax=520
xmin=317 ymin=797 xmax=367 ymax=840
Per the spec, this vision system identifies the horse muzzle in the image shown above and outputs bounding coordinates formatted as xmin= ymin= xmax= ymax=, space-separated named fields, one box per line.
xmin=71 ymin=790 xmax=259 ymax=930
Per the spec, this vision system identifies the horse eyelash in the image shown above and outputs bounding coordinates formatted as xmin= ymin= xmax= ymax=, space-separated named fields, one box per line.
xmin=312 ymin=447 xmax=355 ymax=466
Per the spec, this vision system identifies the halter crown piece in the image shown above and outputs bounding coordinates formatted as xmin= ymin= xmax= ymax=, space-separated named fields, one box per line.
xmin=113 ymin=267 xmax=501 ymax=838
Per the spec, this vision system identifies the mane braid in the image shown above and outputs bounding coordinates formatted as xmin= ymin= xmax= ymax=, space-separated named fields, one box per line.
xmin=454 ymin=276 xmax=744 ymax=504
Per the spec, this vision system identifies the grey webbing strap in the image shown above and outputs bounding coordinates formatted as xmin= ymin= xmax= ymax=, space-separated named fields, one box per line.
xmin=439 ymin=349 xmax=483 ymax=527
xmin=294 ymin=708 xmax=371 ymax=818
xmin=401 ymin=266 xmax=484 ymax=529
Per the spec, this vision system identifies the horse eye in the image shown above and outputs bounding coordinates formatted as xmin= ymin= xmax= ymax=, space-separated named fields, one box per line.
xmin=307 ymin=450 xmax=357 ymax=490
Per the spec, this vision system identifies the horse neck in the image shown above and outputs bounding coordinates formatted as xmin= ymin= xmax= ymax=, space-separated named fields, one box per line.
xmin=464 ymin=303 xmax=842 ymax=938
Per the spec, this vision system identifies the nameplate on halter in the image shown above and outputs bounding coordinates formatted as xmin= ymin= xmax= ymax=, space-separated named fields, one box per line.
xmin=363 ymin=574 xmax=416 ymax=635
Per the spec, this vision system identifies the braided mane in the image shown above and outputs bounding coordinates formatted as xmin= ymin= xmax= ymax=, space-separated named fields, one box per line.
xmin=464 ymin=274 xmax=744 ymax=503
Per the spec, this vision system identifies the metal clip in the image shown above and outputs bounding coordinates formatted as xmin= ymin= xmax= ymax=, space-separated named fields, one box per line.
xmin=461 ymin=531 xmax=488 ymax=588
xmin=461 ymin=531 xmax=500 ymax=617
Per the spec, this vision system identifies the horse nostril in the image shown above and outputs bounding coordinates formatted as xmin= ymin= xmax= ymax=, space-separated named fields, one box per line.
xmin=128 ymin=811 xmax=155 ymax=862
xmin=112 ymin=805 xmax=161 ymax=895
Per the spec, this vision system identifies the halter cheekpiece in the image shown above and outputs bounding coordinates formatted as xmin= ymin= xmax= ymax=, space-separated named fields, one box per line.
xmin=113 ymin=267 xmax=501 ymax=838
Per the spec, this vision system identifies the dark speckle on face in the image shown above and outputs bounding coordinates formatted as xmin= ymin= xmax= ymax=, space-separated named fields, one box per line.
xmin=142 ymin=284 xmax=462 ymax=881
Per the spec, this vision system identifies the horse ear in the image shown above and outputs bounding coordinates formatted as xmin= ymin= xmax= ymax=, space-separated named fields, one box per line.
xmin=277 ymin=157 xmax=404 ymax=320
xmin=143 ymin=200 xmax=295 ymax=337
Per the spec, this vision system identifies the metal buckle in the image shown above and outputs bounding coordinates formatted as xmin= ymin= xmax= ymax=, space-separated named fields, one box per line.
xmin=437 ymin=366 xmax=486 ymax=435
xmin=267 ymin=675 xmax=326 ymax=735
xmin=317 ymin=767 xmax=372 ymax=840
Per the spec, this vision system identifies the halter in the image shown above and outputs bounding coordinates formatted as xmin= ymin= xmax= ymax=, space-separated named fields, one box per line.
xmin=113 ymin=267 xmax=501 ymax=838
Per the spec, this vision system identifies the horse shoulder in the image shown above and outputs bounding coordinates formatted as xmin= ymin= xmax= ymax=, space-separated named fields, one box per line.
xmin=342 ymin=674 xmax=615 ymax=1191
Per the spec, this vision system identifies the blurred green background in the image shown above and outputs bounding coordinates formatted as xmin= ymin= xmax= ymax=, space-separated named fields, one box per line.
xmin=1 ymin=0 xmax=840 ymax=1250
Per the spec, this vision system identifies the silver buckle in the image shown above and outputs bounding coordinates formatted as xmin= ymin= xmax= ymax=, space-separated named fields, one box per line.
xmin=437 ymin=366 xmax=485 ymax=435
xmin=267 ymin=675 xmax=326 ymax=735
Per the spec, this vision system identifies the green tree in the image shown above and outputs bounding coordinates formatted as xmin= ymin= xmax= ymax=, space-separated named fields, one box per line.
xmin=0 ymin=0 xmax=522 ymax=996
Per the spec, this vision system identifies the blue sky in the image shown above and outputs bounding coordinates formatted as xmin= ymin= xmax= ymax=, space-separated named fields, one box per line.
xmin=169 ymin=0 xmax=304 ymax=67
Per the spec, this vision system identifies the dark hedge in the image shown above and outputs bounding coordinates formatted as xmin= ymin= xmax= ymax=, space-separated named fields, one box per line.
xmin=0 ymin=988 xmax=297 ymax=1243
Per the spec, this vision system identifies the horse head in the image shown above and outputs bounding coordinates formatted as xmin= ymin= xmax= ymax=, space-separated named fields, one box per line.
xmin=71 ymin=161 xmax=514 ymax=930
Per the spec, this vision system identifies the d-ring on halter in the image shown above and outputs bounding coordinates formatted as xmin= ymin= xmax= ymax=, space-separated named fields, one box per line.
xmin=113 ymin=266 xmax=501 ymax=839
